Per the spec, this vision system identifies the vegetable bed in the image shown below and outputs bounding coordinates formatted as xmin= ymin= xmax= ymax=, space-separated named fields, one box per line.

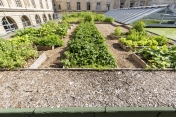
xmin=136 ymin=46 xmax=176 ymax=69
xmin=62 ymin=22 xmax=117 ymax=68
xmin=119 ymin=21 xmax=170 ymax=51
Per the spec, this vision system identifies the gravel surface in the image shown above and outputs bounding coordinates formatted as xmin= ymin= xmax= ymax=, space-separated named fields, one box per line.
xmin=95 ymin=24 xmax=141 ymax=68
xmin=0 ymin=70 xmax=175 ymax=108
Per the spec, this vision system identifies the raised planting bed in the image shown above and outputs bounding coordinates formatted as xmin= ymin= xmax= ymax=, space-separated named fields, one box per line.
xmin=110 ymin=33 xmax=126 ymax=40
xmin=119 ymin=41 xmax=148 ymax=52
xmin=132 ymin=46 xmax=176 ymax=69
xmin=62 ymin=22 xmax=117 ymax=68
xmin=131 ymin=53 xmax=147 ymax=68
xmin=37 ymin=45 xmax=54 ymax=51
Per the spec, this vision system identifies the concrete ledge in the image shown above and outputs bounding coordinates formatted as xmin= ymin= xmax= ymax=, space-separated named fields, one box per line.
xmin=0 ymin=68 xmax=175 ymax=71
xmin=35 ymin=107 xmax=105 ymax=114
xmin=29 ymin=52 xmax=47 ymax=69
xmin=0 ymin=107 xmax=175 ymax=115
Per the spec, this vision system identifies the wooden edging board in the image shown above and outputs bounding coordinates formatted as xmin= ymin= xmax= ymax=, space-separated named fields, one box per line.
xmin=109 ymin=33 xmax=124 ymax=40
xmin=37 ymin=45 xmax=54 ymax=51
xmin=131 ymin=53 xmax=147 ymax=68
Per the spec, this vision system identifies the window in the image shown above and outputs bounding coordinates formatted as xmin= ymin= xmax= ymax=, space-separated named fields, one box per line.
xmin=21 ymin=16 xmax=31 ymax=28
xmin=87 ymin=2 xmax=90 ymax=10
xmin=15 ymin=0 xmax=22 ymax=7
xmin=77 ymin=2 xmax=81 ymax=10
xmin=106 ymin=2 xmax=110 ymax=10
xmin=39 ymin=0 xmax=43 ymax=8
xmin=130 ymin=3 xmax=134 ymax=7
xmin=96 ymin=2 xmax=100 ymax=10
xmin=171 ymin=4 xmax=175 ymax=9
xmin=58 ymin=4 xmax=61 ymax=10
xmin=152 ymin=4 xmax=156 ymax=6
xmin=67 ymin=2 xmax=71 ymax=10
xmin=140 ymin=1 xmax=144 ymax=6
xmin=0 ymin=0 xmax=3 ymax=6
xmin=31 ymin=0 xmax=36 ymax=8
xmin=120 ymin=3 xmax=124 ymax=8
xmin=48 ymin=14 xmax=52 ymax=20
xmin=35 ymin=15 xmax=41 ymax=24
xmin=46 ymin=0 xmax=49 ymax=9
xmin=2 ymin=16 xmax=18 ymax=32
xmin=43 ymin=14 xmax=47 ymax=22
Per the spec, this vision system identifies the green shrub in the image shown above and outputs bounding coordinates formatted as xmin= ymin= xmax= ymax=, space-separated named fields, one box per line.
xmin=84 ymin=14 xmax=94 ymax=22
xmin=104 ymin=17 xmax=114 ymax=22
xmin=94 ymin=14 xmax=106 ymax=21
xmin=35 ymin=35 xmax=63 ymax=47
xmin=114 ymin=27 xmax=121 ymax=36
xmin=132 ymin=21 xmax=146 ymax=32
xmin=0 ymin=38 xmax=38 ymax=69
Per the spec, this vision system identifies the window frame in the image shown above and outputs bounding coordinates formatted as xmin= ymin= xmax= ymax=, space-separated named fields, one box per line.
xmin=31 ymin=0 xmax=36 ymax=8
xmin=77 ymin=2 xmax=81 ymax=10
xmin=15 ymin=0 xmax=22 ymax=7
xmin=67 ymin=2 xmax=71 ymax=10
xmin=39 ymin=0 xmax=43 ymax=9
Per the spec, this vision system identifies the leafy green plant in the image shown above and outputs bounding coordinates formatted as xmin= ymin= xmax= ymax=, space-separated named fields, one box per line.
xmin=104 ymin=17 xmax=114 ymax=23
xmin=132 ymin=20 xmax=146 ymax=32
xmin=35 ymin=35 xmax=63 ymax=47
xmin=62 ymin=22 xmax=117 ymax=68
xmin=114 ymin=27 xmax=121 ymax=36
xmin=84 ymin=13 xmax=94 ymax=22
xmin=138 ymin=45 xmax=176 ymax=69
xmin=0 ymin=38 xmax=38 ymax=69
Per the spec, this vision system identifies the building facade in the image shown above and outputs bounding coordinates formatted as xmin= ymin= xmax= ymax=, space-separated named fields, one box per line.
xmin=53 ymin=0 xmax=176 ymax=13
xmin=0 ymin=0 xmax=54 ymax=35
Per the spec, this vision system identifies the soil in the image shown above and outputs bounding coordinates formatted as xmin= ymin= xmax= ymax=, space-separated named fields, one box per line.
xmin=39 ymin=25 xmax=77 ymax=68
xmin=95 ymin=24 xmax=141 ymax=68
xmin=0 ymin=70 xmax=175 ymax=108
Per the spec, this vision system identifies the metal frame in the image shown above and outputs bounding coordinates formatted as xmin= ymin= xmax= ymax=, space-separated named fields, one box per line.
xmin=105 ymin=5 xmax=176 ymax=27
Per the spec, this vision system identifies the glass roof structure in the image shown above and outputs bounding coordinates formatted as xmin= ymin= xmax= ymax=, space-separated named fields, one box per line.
xmin=105 ymin=5 xmax=176 ymax=27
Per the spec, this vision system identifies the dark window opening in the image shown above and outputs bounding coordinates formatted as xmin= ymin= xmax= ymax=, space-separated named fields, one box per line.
xmin=120 ymin=3 xmax=124 ymax=8
xmin=58 ymin=4 xmax=61 ymax=10
xmin=77 ymin=2 xmax=81 ymax=10
xmin=106 ymin=2 xmax=110 ymax=10
xmin=130 ymin=3 xmax=134 ymax=7
xmin=67 ymin=2 xmax=71 ymax=10
xmin=96 ymin=2 xmax=100 ymax=10
xmin=87 ymin=2 xmax=90 ymax=10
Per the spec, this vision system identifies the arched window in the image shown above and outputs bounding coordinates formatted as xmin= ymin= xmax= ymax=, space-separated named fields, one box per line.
xmin=31 ymin=0 xmax=36 ymax=8
xmin=43 ymin=14 xmax=47 ymax=22
xmin=2 ymin=16 xmax=18 ymax=32
xmin=48 ymin=14 xmax=52 ymax=20
xmin=21 ymin=15 xmax=31 ymax=28
xmin=35 ymin=15 xmax=41 ymax=24
xmin=15 ymin=0 xmax=22 ymax=7
xmin=39 ymin=0 xmax=43 ymax=8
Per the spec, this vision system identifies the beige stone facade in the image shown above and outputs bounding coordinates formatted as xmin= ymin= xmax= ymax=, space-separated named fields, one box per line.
xmin=0 ymin=0 xmax=54 ymax=35
xmin=53 ymin=0 xmax=176 ymax=12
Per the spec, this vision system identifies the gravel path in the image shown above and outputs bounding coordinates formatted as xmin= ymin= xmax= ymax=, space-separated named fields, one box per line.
xmin=95 ymin=24 xmax=141 ymax=68
xmin=0 ymin=70 xmax=175 ymax=108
